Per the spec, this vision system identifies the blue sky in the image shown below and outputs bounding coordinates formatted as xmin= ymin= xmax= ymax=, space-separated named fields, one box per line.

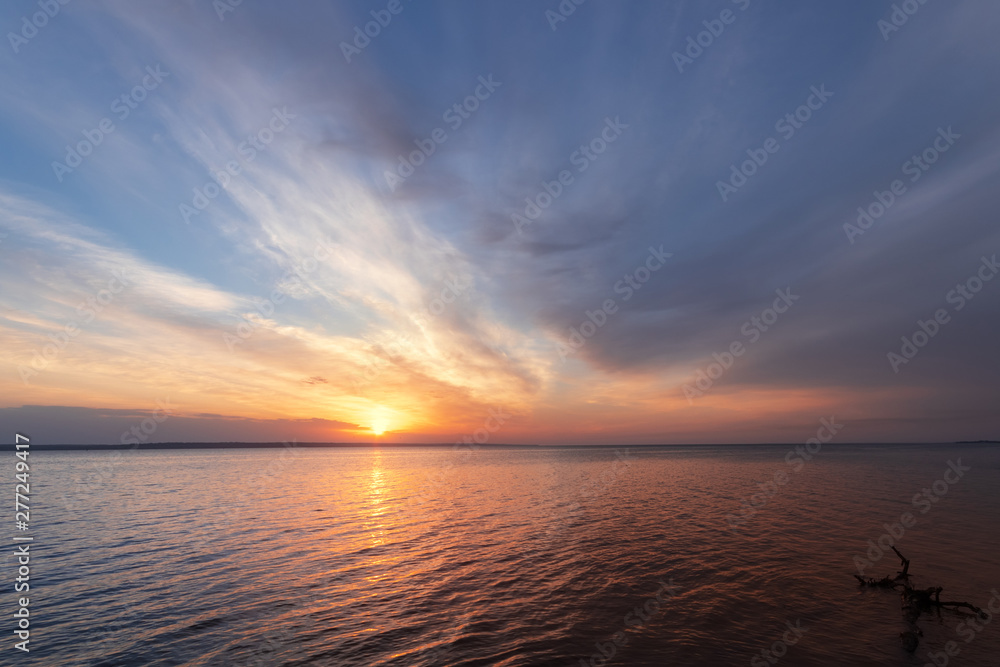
xmin=1 ymin=0 xmax=999 ymax=444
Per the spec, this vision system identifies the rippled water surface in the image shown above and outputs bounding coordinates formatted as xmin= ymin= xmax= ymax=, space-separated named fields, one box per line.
xmin=7 ymin=444 xmax=1000 ymax=666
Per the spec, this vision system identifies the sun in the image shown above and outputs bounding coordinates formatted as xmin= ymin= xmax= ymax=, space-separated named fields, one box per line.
xmin=365 ymin=405 xmax=409 ymax=438
xmin=369 ymin=405 xmax=393 ymax=437
xmin=371 ymin=418 xmax=389 ymax=436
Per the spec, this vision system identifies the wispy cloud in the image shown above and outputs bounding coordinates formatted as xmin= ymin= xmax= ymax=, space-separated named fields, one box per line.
xmin=0 ymin=0 xmax=998 ymax=443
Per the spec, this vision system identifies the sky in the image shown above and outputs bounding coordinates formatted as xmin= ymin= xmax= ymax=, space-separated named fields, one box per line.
xmin=1 ymin=0 xmax=999 ymax=445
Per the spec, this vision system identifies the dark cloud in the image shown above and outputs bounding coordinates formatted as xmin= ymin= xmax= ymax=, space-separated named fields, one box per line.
xmin=0 ymin=406 xmax=362 ymax=445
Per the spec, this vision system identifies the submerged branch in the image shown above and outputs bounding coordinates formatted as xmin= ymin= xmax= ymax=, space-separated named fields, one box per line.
xmin=851 ymin=547 xmax=986 ymax=653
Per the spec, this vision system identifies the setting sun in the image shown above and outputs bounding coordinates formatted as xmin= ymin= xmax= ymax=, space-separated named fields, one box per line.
xmin=369 ymin=406 xmax=394 ymax=436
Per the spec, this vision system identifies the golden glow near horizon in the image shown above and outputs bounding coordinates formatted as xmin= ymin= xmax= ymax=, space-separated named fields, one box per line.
xmin=369 ymin=405 xmax=393 ymax=437
xmin=1 ymin=0 xmax=998 ymax=451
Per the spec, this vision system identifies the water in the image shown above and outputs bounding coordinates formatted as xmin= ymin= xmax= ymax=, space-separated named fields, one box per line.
xmin=5 ymin=443 xmax=1000 ymax=666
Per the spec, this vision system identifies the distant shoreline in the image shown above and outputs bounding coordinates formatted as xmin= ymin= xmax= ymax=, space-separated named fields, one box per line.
xmin=2 ymin=441 xmax=997 ymax=451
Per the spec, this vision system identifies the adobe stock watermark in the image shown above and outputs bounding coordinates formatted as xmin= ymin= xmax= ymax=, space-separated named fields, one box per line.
xmin=887 ymin=253 xmax=997 ymax=373
xmin=750 ymin=620 xmax=808 ymax=666
xmin=52 ymin=65 xmax=170 ymax=182
xmin=682 ymin=287 xmax=799 ymax=402
xmin=453 ymin=408 xmax=510 ymax=455
xmin=716 ymin=84 xmax=833 ymax=202
xmin=7 ymin=0 xmax=72 ymax=54
xmin=18 ymin=268 xmax=131 ymax=384
xmin=574 ymin=449 xmax=635 ymax=505
xmin=353 ymin=343 xmax=404 ymax=397
xmin=340 ymin=0 xmax=414 ymax=63
xmin=576 ymin=578 xmax=680 ymax=667
xmin=511 ymin=116 xmax=629 ymax=234
xmin=544 ymin=0 xmax=587 ymax=31
xmin=853 ymin=458 xmax=970 ymax=575
xmin=213 ymin=0 xmax=244 ymax=21
xmin=556 ymin=245 xmax=671 ymax=361
xmin=419 ymin=624 xmax=464 ymax=666
xmin=844 ymin=126 xmax=960 ymax=244
xmin=69 ymin=606 xmax=144 ymax=666
xmin=242 ymin=440 xmax=311 ymax=495
xmin=384 ymin=75 xmax=501 ymax=192
xmin=545 ymin=449 xmax=634 ymax=546
xmin=407 ymin=408 xmax=510 ymax=512
xmin=426 ymin=272 xmax=473 ymax=315
xmin=352 ymin=273 xmax=470 ymax=395
xmin=238 ymin=625 xmax=301 ymax=666
xmin=726 ymin=417 xmax=843 ymax=532
xmin=119 ymin=398 xmax=173 ymax=448
xmin=352 ymin=273 xmax=471 ymax=395
xmin=78 ymin=399 xmax=173 ymax=495
xmin=945 ymin=589 xmax=1000 ymax=666
xmin=179 ymin=107 xmax=295 ymax=224
xmin=878 ymin=0 xmax=933 ymax=41
xmin=223 ymin=238 xmax=334 ymax=351
xmin=672 ymin=0 xmax=752 ymax=73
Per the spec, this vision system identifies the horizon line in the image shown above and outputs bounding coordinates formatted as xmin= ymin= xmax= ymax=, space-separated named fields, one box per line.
xmin=4 ymin=440 xmax=998 ymax=450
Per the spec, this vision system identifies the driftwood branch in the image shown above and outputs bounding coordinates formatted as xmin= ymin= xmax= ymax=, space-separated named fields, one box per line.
xmin=852 ymin=547 xmax=987 ymax=653
xmin=853 ymin=546 xmax=911 ymax=588
xmin=891 ymin=546 xmax=910 ymax=577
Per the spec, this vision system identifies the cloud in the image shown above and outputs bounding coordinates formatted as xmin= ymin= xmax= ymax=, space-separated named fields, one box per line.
xmin=0 ymin=1 xmax=997 ymax=443
xmin=0 ymin=405 xmax=363 ymax=445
